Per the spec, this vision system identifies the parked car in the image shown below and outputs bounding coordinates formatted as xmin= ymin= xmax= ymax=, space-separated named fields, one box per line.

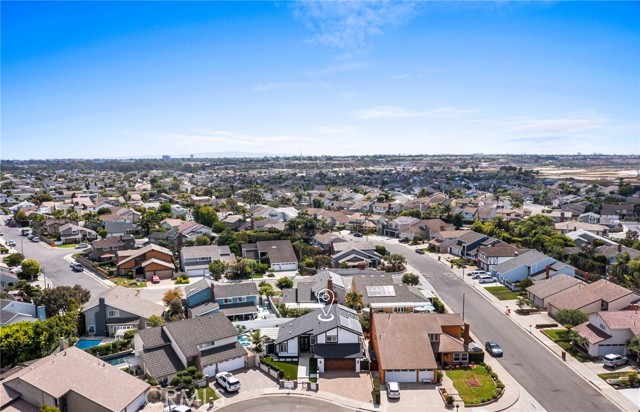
xmin=603 ymin=354 xmax=628 ymax=368
xmin=478 ymin=274 xmax=497 ymax=284
xmin=163 ymin=406 xmax=192 ymax=412
xmin=353 ymin=232 xmax=363 ymax=238
xmin=6 ymin=240 xmax=16 ymax=247
xmin=215 ymin=371 xmax=240 ymax=392
xmin=70 ymin=262 xmax=84 ymax=272
xmin=75 ymin=243 xmax=89 ymax=249
xmin=415 ymin=249 xmax=425 ymax=254
xmin=152 ymin=275 xmax=160 ymax=284
xmin=27 ymin=234 xmax=34 ymax=240
xmin=485 ymin=341 xmax=503 ymax=357
xmin=471 ymin=270 xmax=490 ymax=279
xmin=31 ymin=236 xmax=40 ymax=243
xmin=386 ymin=382 xmax=400 ymax=399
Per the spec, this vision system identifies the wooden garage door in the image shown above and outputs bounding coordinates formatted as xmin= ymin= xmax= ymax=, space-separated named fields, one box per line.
xmin=325 ymin=359 xmax=355 ymax=371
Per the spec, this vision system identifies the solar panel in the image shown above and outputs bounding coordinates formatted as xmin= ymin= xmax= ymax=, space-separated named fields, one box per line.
xmin=365 ymin=285 xmax=396 ymax=297
xmin=339 ymin=315 xmax=360 ymax=331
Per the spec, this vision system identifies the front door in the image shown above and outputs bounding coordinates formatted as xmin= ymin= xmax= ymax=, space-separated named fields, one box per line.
xmin=299 ymin=336 xmax=310 ymax=353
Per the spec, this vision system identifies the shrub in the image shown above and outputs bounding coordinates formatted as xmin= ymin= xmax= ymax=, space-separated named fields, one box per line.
xmin=437 ymin=370 xmax=443 ymax=383
xmin=255 ymin=263 xmax=270 ymax=274
xmin=490 ymin=371 xmax=498 ymax=380
xmin=148 ymin=378 xmax=158 ymax=386
xmin=484 ymin=364 xmax=492 ymax=373
xmin=171 ymin=376 xmax=181 ymax=386
xmin=182 ymin=376 xmax=193 ymax=385
xmin=496 ymin=381 xmax=505 ymax=389
xmin=446 ymin=395 xmax=455 ymax=405
xmin=267 ymin=272 xmax=275 ymax=278
xmin=629 ymin=373 xmax=638 ymax=386
xmin=535 ymin=323 xmax=558 ymax=329
xmin=432 ymin=297 xmax=445 ymax=314
xmin=373 ymin=377 xmax=381 ymax=404
xmin=187 ymin=366 xmax=198 ymax=375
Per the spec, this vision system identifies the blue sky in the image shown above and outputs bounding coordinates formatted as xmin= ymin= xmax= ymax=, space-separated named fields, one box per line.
xmin=2 ymin=1 xmax=639 ymax=159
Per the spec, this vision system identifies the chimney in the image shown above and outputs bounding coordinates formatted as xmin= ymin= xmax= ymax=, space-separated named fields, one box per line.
xmin=59 ymin=337 xmax=67 ymax=351
xmin=327 ymin=278 xmax=333 ymax=294
xmin=545 ymin=265 xmax=550 ymax=279
xmin=463 ymin=323 xmax=470 ymax=346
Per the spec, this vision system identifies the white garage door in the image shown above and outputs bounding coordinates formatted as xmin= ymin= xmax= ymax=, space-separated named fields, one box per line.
xmin=418 ymin=370 xmax=435 ymax=383
xmin=385 ymin=370 xmax=416 ymax=383
xmin=217 ymin=356 xmax=245 ymax=373
xmin=597 ymin=343 xmax=627 ymax=357
xmin=203 ymin=364 xmax=217 ymax=377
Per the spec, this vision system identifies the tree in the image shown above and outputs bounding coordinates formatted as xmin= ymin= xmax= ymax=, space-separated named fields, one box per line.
xmin=96 ymin=207 xmax=112 ymax=215
xmin=228 ymin=259 xmax=258 ymax=280
xmin=14 ymin=209 xmax=27 ymax=223
xmin=383 ymin=254 xmax=406 ymax=272
xmin=313 ymin=255 xmax=333 ymax=270
xmin=147 ymin=314 xmax=165 ymax=327
xmin=193 ymin=205 xmax=219 ymax=228
xmin=208 ymin=260 xmax=227 ymax=281
xmin=195 ymin=235 xmax=211 ymax=246
xmin=37 ymin=285 xmax=90 ymax=317
xmin=260 ymin=283 xmax=274 ymax=297
xmin=162 ymin=288 xmax=183 ymax=306
xmin=242 ymin=187 xmax=263 ymax=206
xmin=519 ymin=277 xmax=534 ymax=290
xmin=6 ymin=253 xmax=24 ymax=267
xmin=345 ymin=291 xmax=364 ymax=311
xmin=168 ymin=298 xmax=184 ymax=320
xmin=452 ymin=213 xmax=464 ymax=229
xmin=20 ymin=259 xmax=41 ymax=280
xmin=158 ymin=202 xmax=172 ymax=214
xmin=250 ymin=330 xmax=265 ymax=353
xmin=555 ymin=309 xmax=588 ymax=327
xmin=312 ymin=198 xmax=323 ymax=208
xmin=276 ymin=276 xmax=293 ymax=290
xmin=97 ymin=228 xmax=108 ymax=239
xmin=627 ymin=335 xmax=640 ymax=360
xmin=401 ymin=273 xmax=419 ymax=286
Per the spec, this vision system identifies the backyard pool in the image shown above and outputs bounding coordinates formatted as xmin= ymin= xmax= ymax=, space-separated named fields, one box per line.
xmin=238 ymin=335 xmax=251 ymax=347
xmin=75 ymin=339 xmax=103 ymax=349
xmin=105 ymin=353 xmax=133 ymax=366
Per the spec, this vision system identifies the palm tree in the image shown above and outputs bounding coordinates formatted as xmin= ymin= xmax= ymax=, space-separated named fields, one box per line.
xmin=345 ymin=291 xmax=364 ymax=311
xmin=250 ymin=330 xmax=265 ymax=353
xmin=285 ymin=218 xmax=301 ymax=238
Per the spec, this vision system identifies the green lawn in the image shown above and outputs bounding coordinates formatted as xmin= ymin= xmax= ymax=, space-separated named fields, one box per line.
xmin=198 ymin=386 xmax=219 ymax=401
xmin=598 ymin=372 xmax=633 ymax=381
xmin=110 ymin=277 xmax=147 ymax=288
xmin=556 ymin=341 xmax=591 ymax=362
xmin=446 ymin=367 xmax=497 ymax=405
xmin=57 ymin=243 xmax=80 ymax=248
xmin=262 ymin=356 xmax=298 ymax=380
xmin=484 ymin=286 xmax=519 ymax=301
xmin=541 ymin=328 xmax=569 ymax=342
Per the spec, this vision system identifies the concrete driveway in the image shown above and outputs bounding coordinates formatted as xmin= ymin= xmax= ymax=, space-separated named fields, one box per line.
xmin=383 ymin=382 xmax=444 ymax=412
xmin=319 ymin=371 xmax=373 ymax=404
xmin=213 ymin=368 xmax=277 ymax=399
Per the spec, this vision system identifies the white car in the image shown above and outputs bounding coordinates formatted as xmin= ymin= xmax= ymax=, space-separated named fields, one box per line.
xmin=478 ymin=275 xmax=497 ymax=284
xmin=386 ymin=382 xmax=400 ymax=399
xmin=6 ymin=240 xmax=16 ymax=247
xmin=603 ymin=354 xmax=628 ymax=368
xmin=75 ymin=243 xmax=89 ymax=249
xmin=215 ymin=371 xmax=240 ymax=392
xmin=471 ymin=270 xmax=491 ymax=279
xmin=31 ymin=236 xmax=40 ymax=243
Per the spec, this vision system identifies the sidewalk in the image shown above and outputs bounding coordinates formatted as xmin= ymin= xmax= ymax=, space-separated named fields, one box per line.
xmin=442 ymin=256 xmax=639 ymax=412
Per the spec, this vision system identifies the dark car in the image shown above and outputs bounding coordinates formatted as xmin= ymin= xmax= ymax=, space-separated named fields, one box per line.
xmin=353 ymin=232 xmax=363 ymax=238
xmin=415 ymin=249 xmax=425 ymax=254
xmin=485 ymin=341 xmax=503 ymax=357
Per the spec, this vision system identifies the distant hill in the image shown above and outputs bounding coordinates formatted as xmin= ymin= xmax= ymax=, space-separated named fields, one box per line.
xmin=128 ymin=151 xmax=293 ymax=159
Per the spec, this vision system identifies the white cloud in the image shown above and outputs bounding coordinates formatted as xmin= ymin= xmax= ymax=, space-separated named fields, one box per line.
xmin=389 ymin=73 xmax=422 ymax=80
xmin=353 ymin=105 xmax=478 ymax=120
xmin=307 ymin=61 xmax=368 ymax=76
xmin=293 ymin=1 xmax=420 ymax=51
xmin=506 ymin=116 xmax=606 ymax=135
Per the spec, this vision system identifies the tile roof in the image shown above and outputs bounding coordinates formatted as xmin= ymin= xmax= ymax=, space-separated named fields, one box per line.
xmin=2 ymin=347 xmax=148 ymax=412
xmin=598 ymin=311 xmax=640 ymax=334
xmin=574 ymin=321 xmax=612 ymax=344
xmin=84 ymin=286 xmax=164 ymax=319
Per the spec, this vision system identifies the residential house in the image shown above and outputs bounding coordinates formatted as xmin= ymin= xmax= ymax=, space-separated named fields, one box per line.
xmin=448 ymin=231 xmax=492 ymax=259
xmin=578 ymin=212 xmax=601 ymax=225
xmin=180 ymin=245 xmax=237 ymax=276
xmin=477 ymin=243 xmax=526 ymax=272
xmin=421 ymin=219 xmax=455 ymax=240
xmin=59 ymin=223 xmax=98 ymax=244
xmin=116 ymin=244 xmax=175 ymax=281
xmin=134 ymin=313 xmax=247 ymax=382
xmin=574 ymin=310 xmax=640 ymax=357
xmin=317 ymin=210 xmax=351 ymax=227
xmin=352 ymin=274 xmax=434 ymax=313
xmin=596 ymin=244 xmax=640 ymax=265
xmin=461 ymin=206 xmax=478 ymax=221
xmin=331 ymin=242 xmax=383 ymax=269
xmin=241 ymin=240 xmax=298 ymax=272
xmin=0 ymin=268 xmax=20 ymax=291
xmin=281 ymin=270 xmax=347 ymax=309
xmin=546 ymin=279 xmax=640 ymax=317
xmin=170 ymin=221 xmax=214 ymax=251
xmin=601 ymin=203 xmax=636 ymax=221
xmin=311 ymin=232 xmax=347 ymax=252
xmin=555 ymin=221 xmax=609 ymax=237
xmin=91 ymin=235 xmax=136 ymax=261
xmin=0 ymin=347 xmax=149 ymax=412
xmin=476 ymin=205 xmax=497 ymax=222
xmin=185 ymin=279 xmax=260 ymax=321
xmin=274 ymin=304 xmax=363 ymax=373
xmin=429 ymin=230 xmax=470 ymax=253
xmin=383 ymin=216 xmax=421 ymax=238
xmin=221 ymin=214 xmax=244 ymax=230
xmin=491 ymin=250 xmax=575 ymax=285
xmin=82 ymin=286 xmax=164 ymax=337
xmin=525 ymin=274 xmax=585 ymax=309
xmin=0 ymin=299 xmax=46 ymax=326
xmin=370 ymin=312 xmax=470 ymax=383
xmin=566 ymin=230 xmax=616 ymax=247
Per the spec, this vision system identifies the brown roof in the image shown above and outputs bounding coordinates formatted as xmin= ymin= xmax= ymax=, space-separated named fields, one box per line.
xmin=598 ymin=311 xmax=640 ymax=334
xmin=2 ymin=347 xmax=148 ymax=412
xmin=574 ymin=321 xmax=612 ymax=344
xmin=547 ymin=279 xmax=639 ymax=311
xmin=117 ymin=244 xmax=172 ymax=267
xmin=373 ymin=313 xmax=464 ymax=370
xmin=257 ymin=240 xmax=297 ymax=264
xmin=526 ymin=274 xmax=584 ymax=300
xmin=477 ymin=243 xmax=523 ymax=258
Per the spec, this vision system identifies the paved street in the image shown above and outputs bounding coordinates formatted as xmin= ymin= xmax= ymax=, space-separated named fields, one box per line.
xmin=1 ymin=219 xmax=109 ymax=298
xmin=382 ymin=241 xmax=620 ymax=412
xmin=217 ymin=395 xmax=352 ymax=412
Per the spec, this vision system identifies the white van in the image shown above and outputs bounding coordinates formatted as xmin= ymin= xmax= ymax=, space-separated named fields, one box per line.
xmin=478 ymin=274 xmax=496 ymax=284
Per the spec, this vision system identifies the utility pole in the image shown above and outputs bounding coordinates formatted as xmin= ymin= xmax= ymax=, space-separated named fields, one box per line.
xmin=462 ymin=293 xmax=466 ymax=322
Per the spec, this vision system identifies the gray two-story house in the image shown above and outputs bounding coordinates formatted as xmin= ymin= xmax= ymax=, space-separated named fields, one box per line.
xmin=180 ymin=245 xmax=237 ymax=277
xmin=184 ymin=279 xmax=260 ymax=321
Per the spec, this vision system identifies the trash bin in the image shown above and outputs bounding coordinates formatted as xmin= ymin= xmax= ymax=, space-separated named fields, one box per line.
xmin=561 ymin=351 xmax=566 ymax=361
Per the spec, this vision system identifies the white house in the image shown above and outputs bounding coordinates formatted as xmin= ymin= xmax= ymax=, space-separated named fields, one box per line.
xmin=492 ymin=250 xmax=574 ymax=285
xmin=574 ymin=311 xmax=640 ymax=357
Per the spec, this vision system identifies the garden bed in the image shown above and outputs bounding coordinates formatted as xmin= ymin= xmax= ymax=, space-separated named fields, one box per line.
xmin=556 ymin=341 xmax=591 ymax=362
xmin=445 ymin=365 xmax=499 ymax=405
xmin=109 ymin=277 xmax=147 ymax=288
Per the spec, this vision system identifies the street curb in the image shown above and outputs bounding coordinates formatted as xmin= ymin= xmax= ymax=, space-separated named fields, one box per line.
xmin=63 ymin=254 xmax=115 ymax=288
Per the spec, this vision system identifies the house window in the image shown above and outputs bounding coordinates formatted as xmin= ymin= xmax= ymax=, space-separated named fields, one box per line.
xmin=599 ymin=323 xmax=606 ymax=331
xmin=223 ymin=298 xmax=233 ymax=304
xmin=278 ymin=342 xmax=288 ymax=353
xmin=326 ymin=335 xmax=338 ymax=343
xmin=107 ymin=309 xmax=120 ymax=317
xmin=198 ymin=257 xmax=209 ymax=261
xmin=237 ymin=296 xmax=246 ymax=303
xmin=310 ymin=336 xmax=316 ymax=344
xmin=88 ymin=325 xmax=96 ymax=333
xmin=429 ymin=334 xmax=440 ymax=342
xmin=198 ymin=341 xmax=215 ymax=351
xmin=394 ymin=307 xmax=406 ymax=313
xmin=600 ymin=301 xmax=608 ymax=311
xmin=453 ymin=353 xmax=469 ymax=363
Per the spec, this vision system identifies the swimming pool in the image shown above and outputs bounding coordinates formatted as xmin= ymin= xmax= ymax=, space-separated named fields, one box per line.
xmin=75 ymin=339 xmax=103 ymax=349
xmin=238 ymin=336 xmax=251 ymax=347
xmin=105 ymin=353 xmax=132 ymax=366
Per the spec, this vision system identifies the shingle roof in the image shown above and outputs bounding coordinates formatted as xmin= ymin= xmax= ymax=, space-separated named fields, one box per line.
xmin=214 ymin=282 xmax=259 ymax=299
xmin=181 ymin=245 xmax=233 ymax=260
xmin=276 ymin=304 xmax=362 ymax=344
xmin=163 ymin=313 xmax=239 ymax=358
xmin=200 ymin=343 xmax=247 ymax=367
xmin=117 ymin=244 xmax=172 ymax=267
xmin=598 ymin=310 xmax=640 ymax=334
xmin=185 ymin=278 xmax=212 ymax=297
xmin=141 ymin=345 xmax=184 ymax=379
xmin=352 ymin=274 xmax=429 ymax=306
xmin=138 ymin=326 xmax=172 ymax=348
xmin=313 ymin=343 xmax=362 ymax=359
xmin=2 ymin=347 xmax=148 ymax=412
xmin=257 ymin=240 xmax=297 ymax=264
xmin=84 ymin=286 xmax=164 ymax=319
xmin=493 ymin=250 xmax=549 ymax=274
xmin=547 ymin=279 xmax=639 ymax=311
xmin=526 ymin=274 xmax=584 ymax=300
